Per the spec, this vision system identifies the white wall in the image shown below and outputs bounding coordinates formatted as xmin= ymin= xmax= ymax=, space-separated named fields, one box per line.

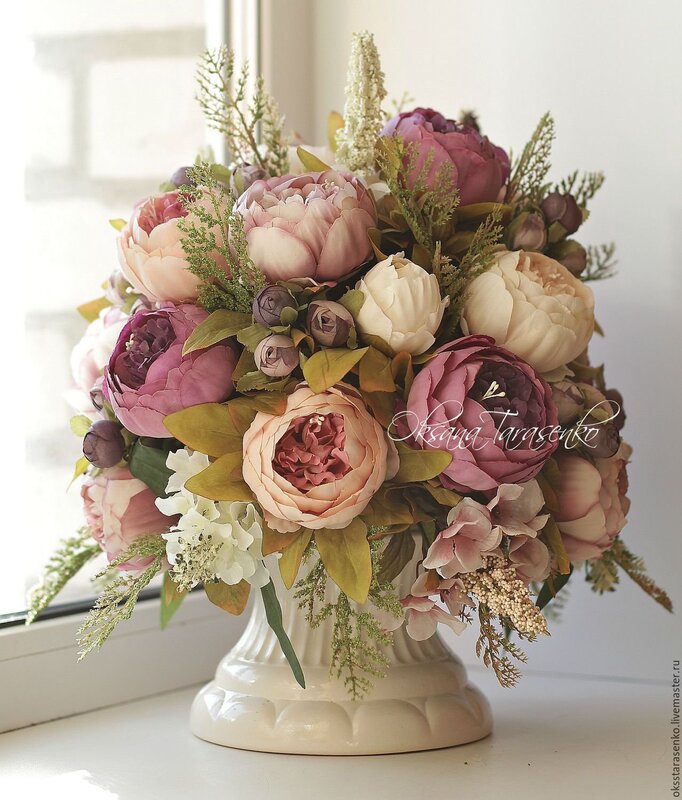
xmin=282 ymin=0 xmax=682 ymax=681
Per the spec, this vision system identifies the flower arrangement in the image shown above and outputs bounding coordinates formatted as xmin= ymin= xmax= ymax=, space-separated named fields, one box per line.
xmin=28 ymin=32 xmax=671 ymax=698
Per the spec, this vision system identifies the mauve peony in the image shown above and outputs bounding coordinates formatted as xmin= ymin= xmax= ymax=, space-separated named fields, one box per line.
xmin=381 ymin=107 xmax=510 ymax=205
xmin=68 ymin=306 xmax=129 ymax=415
xmin=242 ymin=384 xmax=398 ymax=532
xmin=103 ymin=304 xmax=237 ymax=438
xmin=424 ymin=498 xmax=501 ymax=577
xmin=237 ymin=170 xmax=377 ymax=283
xmin=118 ymin=191 xmax=228 ymax=304
xmin=82 ymin=467 xmax=174 ymax=572
xmin=553 ymin=443 xmax=632 ymax=561
xmin=398 ymin=335 xmax=559 ymax=493
xmin=460 ymin=250 xmax=595 ymax=374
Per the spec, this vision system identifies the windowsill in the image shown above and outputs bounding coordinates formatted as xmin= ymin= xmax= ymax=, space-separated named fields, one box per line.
xmin=0 ymin=670 xmax=668 ymax=798
xmin=0 ymin=592 xmax=246 ymax=733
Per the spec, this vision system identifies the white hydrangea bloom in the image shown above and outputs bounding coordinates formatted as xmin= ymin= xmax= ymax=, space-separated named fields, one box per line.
xmin=156 ymin=448 xmax=269 ymax=591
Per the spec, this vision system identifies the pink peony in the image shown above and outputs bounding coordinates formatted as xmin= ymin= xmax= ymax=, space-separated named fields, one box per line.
xmin=237 ymin=170 xmax=377 ymax=283
xmin=242 ymin=384 xmax=398 ymax=532
xmin=381 ymin=107 xmax=510 ymax=205
xmin=401 ymin=572 xmax=471 ymax=640
xmin=554 ymin=443 xmax=632 ymax=561
xmin=423 ymin=498 xmax=501 ymax=577
xmin=68 ymin=306 xmax=128 ymax=414
xmin=398 ymin=335 xmax=559 ymax=493
xmin=118 ymin=191 xmax=227 ymax=304
xmin=81 ymin=467 xmax=174 ymax=572
xmin=103 ymin=303 xmax=237 ymax=438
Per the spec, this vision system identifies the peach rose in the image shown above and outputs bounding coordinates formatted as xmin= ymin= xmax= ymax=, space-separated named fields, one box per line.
xmin=460 ymin=249 xmax=595 ymax=374
xmin=242 ymin=384 xmax=398 ymax=532
xmin=117 ymin=191 xmax=228 ymax=304
xmin=554 ymin=442 xmax=632 ymax=561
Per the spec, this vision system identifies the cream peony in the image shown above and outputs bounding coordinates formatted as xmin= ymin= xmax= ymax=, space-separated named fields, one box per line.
xmin=355 ymin=253 xmax=449 ymax=355
xmin=460 ymin=249 xmax=595 ymax=374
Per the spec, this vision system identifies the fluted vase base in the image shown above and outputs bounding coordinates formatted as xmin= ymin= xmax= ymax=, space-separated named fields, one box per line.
xmin=190 ymin=555 xmax=492 ymax=755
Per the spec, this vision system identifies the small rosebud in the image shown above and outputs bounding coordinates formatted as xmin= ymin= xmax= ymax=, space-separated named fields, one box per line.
xmin=583 ymin=416 xmax=622 ymax=459
xmin=307 ymin=300 xmax=355 ymax=347
xmin=550 ymin=239 xmax=587 ymax=276
xmin=541 ymin=192 xmax=582 ymax=236
xmin=552 ymin=379 xmax=584 ymax=425
xmin=603 ymin=388 xmax=626 ymax=432
xmin=169 ymin=166 xmax=195 ymax=188
xmin=83 ymin=419 xmax=126 ymax=468
xmin=254 ymin=334 xmax=298 ymax=377
xmin=231 ymin=164 xmax=268 ymax=196
xmin=458 ymin=109 xmax=481 ymax=133
xmin=506 ymin=212 xmax=547 ymax=251
xmin=252 ymin=285 xmax=298 ymax=327
xmin=89 ymin=376 xmax=106 ymax=412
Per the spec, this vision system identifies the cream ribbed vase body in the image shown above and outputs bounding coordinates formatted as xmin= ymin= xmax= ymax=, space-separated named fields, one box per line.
xmin=190 ymin=548 xmax=492 ymax=754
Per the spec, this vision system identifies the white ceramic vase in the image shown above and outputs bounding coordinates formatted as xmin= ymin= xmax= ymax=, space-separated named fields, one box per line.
xmin=190 ymin=548 xmax=492 ymax=755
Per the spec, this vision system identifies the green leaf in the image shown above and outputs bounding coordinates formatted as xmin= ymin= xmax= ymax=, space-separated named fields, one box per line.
xmin=393 ymin=442 xmax=453 ymax=483
xmin=128 ymin=441 xmax=173 ymax=498
xmin=302 ymin=347 xmax=368 ymax=394
xmin=77 ymin=296 xmax=111 ymax=322
xmin=296 ymin=146 xmax=331 ymax=172
xmin=70 ymin=415 xmax=92 ymax=437
xmin=536 ymin=567 xmax=572 ymax=611
xmin=421 ymin=483 xmax=463 ymax=508
xmin=338 ymin=288 xmax=365 ymax=319
xmin=160 ymin=573 xmax=188 ymax=629
xmin=185 ymin=451 xmax=251 ymax=502
xmin=164 ymin=402 xmax=253 ymax=457
xmin=70 ymin=456 xmax=90 ymax=485
xmin=358 ymin=346 xmax=395 ymax=393
xmin=279 ymin=306 xmax=298 ymax=326
xmin=182 ymin=309 xmax=252 ymax=355
xmin=109 ymin=218 xmax=127 ymax=231
xmin=260 ymin=580 xmax=306 ymax=688
xmin=541 ymin=516 xmax=571 ymax=575
xmin=205 ymin=579 xmax=250 ymax=615
xmin=210 ymin=163 xmax=233 ymax=184
xmin=236 ymin=322 xmax=271 ymax=351
xmin=315 ymin=519 xmax=371 ymax=603
xmin=279 ymin=531 xmax=313 ymax=589
xmin=377 ymin=533 xmax=415 ymax=584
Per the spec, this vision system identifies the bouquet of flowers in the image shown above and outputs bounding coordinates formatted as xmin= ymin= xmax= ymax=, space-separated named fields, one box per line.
xmin=29 ymin=32 xmax=670 ymax=698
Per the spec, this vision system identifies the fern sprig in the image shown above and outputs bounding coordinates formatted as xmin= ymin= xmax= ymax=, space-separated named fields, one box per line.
xmin=26 ymin=529 xmax=101 ymax=624
xmin=583 ymin=243 xmax=617 ymax=282
xmin=475 ymin=604 xmax=528 ymax=689
xmin=77 ymin=535 xmax=167 ymax=658
xmin=508 ymin=112 xmax=555 ymax=203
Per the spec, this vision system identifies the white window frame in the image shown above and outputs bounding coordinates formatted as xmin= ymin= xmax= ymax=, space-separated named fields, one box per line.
xmin=2 ymin=0 xmax=261 ymax=735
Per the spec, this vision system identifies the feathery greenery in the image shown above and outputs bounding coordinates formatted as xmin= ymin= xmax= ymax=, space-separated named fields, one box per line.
xmin=434 ymin=208 xmax=503 ymax=336
xmin=555 ymin=169 xmax=606 ymax=207
xmin=375 ymin=135 xmax=459 ymax=251
xmin=583 ymin=243 xmax=617 ymax=282
xmin=295 ymin=544 xmax=402 ymax=699
xmin=178 ymin=160 xmax=266 ymax=313
xmin=26 ymin=529 xmax=101 ymax=624
xmin=196 ymin=47 xmax=288 ymax=174
xmin=475 ymin=604 xmax=528 ymax=689
xmin=77 ymin=535 xmax=167 ymax=658
xmin=508 ymin=112 xmax=555 ymax=203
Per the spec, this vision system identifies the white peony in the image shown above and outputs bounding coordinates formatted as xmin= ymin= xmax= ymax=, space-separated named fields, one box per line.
xmin=354 ymin=253 xmax=449 ymax=355
xmin=460 ymin=249 xmax=595 ymax=374
xmin=156 ymin=449 xmax=269 ymax=590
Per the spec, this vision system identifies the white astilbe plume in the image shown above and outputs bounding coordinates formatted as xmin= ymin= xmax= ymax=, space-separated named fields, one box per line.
xmin=335 ymin=31 xmax=387 ymax=176
xmin=156 ymin=448 xmax=269 ymax=592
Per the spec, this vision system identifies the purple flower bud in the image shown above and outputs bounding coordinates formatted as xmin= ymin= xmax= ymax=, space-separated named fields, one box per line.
xmin=506 ymin=212 xmax=547 ymax=252
xmin=169 ymin=166 xmax=195 ymax=188
xmin=551 ymin=379 xmax=584 ymax=425
xmin=89 ymin=376 xmax=106 ymax=412
xmin=252 ymin=285 xmax=298 ymax=327
xmin=306 ymin=300 xmax=355 ymax=347
xmin=231 ymin=164 xmax=268 ymax=195
xmin=583 ymin=416 xmax=622 ymax=459
xmin=551 ymin=240 xmax=587 ymax=276
xmin=104 ymin=269 xmax=133 ymax=308
xmin=83 ymin=419 xmax=126 ymax=468
xmin=254 ymin=334 xmax=298 ymax=377
xmin=541 ymin=192 xmax=582 ymax=236
xmin=603 ymin=388 xmax=626 ymax=432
